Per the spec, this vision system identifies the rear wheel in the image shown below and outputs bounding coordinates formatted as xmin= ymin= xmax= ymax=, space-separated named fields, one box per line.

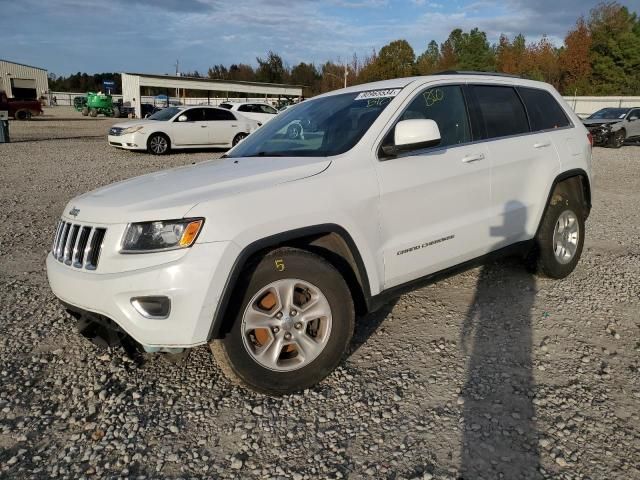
xmin=147 ymin=133 xmax=170 ymax=155
xmin=89 ymin=108 xmax=98 ymax=117
xmin=211 ymin=248 xmax=354 ymax=395
xmin=610 ymin=129 xmax=625 ymax=148
xmin=529 ymin=197 xmax=585 ymax=279
xmin=232 ymin=132 xmax=248 ymax=146
xmin=15 ymin=110 xmax=29 ymax=121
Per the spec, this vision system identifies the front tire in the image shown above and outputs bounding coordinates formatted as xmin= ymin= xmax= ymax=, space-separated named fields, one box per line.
xmin=530 ymin=198 xmax=585 ymax=279
xmin=610 ymin=129 xmax=625 ymax=148
xmin=89 ymin=108 xmax=98 ymax=117
xmin=81 ymin=107 xmax=89 ymax=116
xmin=211 ymin=248 xmax=354 ymax=395
xmin=147 ymin=133 xmax=170 ymax=155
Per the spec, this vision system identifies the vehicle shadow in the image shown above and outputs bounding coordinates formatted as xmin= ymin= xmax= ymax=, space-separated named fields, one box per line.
xmin=348 ymin=300 xmax=397 ymax=356
xmin=459 ymin=201 xmax=540 ymax=479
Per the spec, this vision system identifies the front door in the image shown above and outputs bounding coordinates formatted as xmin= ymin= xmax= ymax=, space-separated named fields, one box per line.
xmin=374 ymin=84 xmax=493 ymax=289
xmin=172 ymin=108 xmax=209 ymax=145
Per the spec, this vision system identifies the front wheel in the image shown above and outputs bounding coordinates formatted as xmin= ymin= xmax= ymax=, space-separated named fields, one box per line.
xmin=147 ymin=133 xmax=170 ymax=155
xmin=211 ymin=248 xmax=354 ymax=395
xmin=81 ymin=107 xmax=89 ymax=116
xmin=529 ymin=199 xmax=585 ymax=279
xmin=89 ymin=108 xmax=98 ymax=117
xmin=610 ymin=129 xmax=625 ymax=148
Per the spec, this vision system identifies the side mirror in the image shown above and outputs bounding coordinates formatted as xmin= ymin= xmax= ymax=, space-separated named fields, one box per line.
xmin=382 ymin=119 xmax=441 ymax=156
xmin=177 ymin=115 xmax=188 ymax=122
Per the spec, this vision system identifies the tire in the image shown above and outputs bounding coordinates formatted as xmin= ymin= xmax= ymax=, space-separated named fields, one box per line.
xmin=211 ymin=248 xmax=354 ymax=395
xmin=147 ymin=133 xmax=170 ymax=155
xmin=286 ymin=123 xmax=303 ymax=140
xmin=609 ymin=129 xmax=625 ymax=148
xmin=89 ymin=108 xmax=98 ymax=117
xmin=81 ymin=107 xmax=89 ymax=116
xmin=529 ymin=196 xmax=585 ymax=279
xmin=15 ymin=110 xmax=28 ymax=121
xmin=232 ymin=132 xmax=248 ymax=146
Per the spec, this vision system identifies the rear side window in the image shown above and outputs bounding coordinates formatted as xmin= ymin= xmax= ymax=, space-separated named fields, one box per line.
xmin=471 ymin=85 xmax=529 ymax=139
xmin=518 ymin=87 xmax=571 ymax=131
xmin=218 ymin=103 xmax=232 ymax=110
xmin=238 ymin=104 xmax=253 ymax=112
xmin=204 ymin=108 xmax=236 ymax=121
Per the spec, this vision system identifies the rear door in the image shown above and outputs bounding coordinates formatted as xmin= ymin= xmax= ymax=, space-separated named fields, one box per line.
xmin=467 ymin=84 xmax=561 ymax=245
xmin=375 ymin=84 xmax=492 ymax=288
xmin=204 ymin=108 xmax=238 ymax=145
xmin=171 ymin=108 xmax=209 ymax=145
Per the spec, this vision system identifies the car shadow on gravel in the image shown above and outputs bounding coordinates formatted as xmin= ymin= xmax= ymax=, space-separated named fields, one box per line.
xmin=459 ymin=202 xmax=541 ymax=479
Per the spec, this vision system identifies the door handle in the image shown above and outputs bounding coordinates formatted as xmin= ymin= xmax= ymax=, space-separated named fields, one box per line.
xmin=534 ymin=141 xmax=551 ymax=148
xmin=462 ymin=153 xmax=485 ymax=163
xmin=200 ymin=125 xmax=207 ymax=128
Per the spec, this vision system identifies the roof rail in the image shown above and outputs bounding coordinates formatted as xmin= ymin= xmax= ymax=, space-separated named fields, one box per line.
xmin=434 ymin=70 xmax=522 ymax=79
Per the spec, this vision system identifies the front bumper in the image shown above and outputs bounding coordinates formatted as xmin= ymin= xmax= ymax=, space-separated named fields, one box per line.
xmin=46 ymin=240 xmax=240 ymax=348
xmin=108 ymin=133 xmax=145 ymax=150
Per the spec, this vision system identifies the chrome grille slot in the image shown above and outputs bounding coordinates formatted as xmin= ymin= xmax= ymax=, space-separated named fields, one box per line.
xmin=86 ymin=228 xmax=106 ymax=270
xmin=51 ymin=220 xmax=107 ymax=271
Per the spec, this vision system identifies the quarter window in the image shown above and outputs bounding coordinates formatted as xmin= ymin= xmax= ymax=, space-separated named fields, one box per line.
xmin=518 ymin=87 xmax=571 ymax=131
xmin=471 ymin=85 xmax=529 ymax=139
xmin=393 ymin=85 xmax=471 ymax=149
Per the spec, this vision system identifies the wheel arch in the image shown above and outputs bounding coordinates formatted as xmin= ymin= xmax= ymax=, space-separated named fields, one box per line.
xmin=146 ymin=131 xmax=172 ymax=148
xmin=207 ymin=224 xmax=371 ymax=340
xmin=536 ymin=168 xmax=591 ymax=236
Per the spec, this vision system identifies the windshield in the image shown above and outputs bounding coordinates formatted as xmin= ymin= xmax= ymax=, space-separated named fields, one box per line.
xmin=226 ymin=91 xmax=399 ymax=158
xmin=148 ymin=107 xmax=181 ymax=121
xmin=588 ymin=108 xmax=629 ymax=120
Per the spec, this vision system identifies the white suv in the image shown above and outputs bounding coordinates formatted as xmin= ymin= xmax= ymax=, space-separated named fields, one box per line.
xmin=47 ymin=73 xmax=592 ymax=395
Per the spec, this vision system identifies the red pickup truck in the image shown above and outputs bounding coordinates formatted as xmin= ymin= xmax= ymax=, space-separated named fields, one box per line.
xmin=0 ymin=91 xmax=43 ymax=120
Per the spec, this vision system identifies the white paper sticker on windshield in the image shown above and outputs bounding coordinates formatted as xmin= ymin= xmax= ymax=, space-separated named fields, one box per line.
xmin=355 ymin=88 xmax=402 ymax=100
xmin=619 ymin=114 xmax=626 ymax=118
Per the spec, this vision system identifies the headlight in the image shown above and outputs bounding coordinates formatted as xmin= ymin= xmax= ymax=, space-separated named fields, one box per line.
xmin=123 ymin=125 xmax=144 ymax=134
xmin=121 ymin=218 xmax=204 ymax=253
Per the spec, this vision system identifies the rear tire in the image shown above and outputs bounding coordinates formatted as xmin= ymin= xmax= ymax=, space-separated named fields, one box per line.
xmin=15 ymin=110 xmax=29 ymax=121
xmin=529 ymin=197 xmax=585 ymax=279
xmin=211 ymin=248 xmax=354 ymax=395
xmin=147 ymin=133 xmax=170 ymax=155
xmin=89 ymin=108 xmax=98 ymax=117
xmin=232 ymin=132 xmax=248 ymax=146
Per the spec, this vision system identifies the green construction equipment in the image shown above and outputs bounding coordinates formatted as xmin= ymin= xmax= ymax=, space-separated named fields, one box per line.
xmin=80 ymin=92 xmax=119 ymax=118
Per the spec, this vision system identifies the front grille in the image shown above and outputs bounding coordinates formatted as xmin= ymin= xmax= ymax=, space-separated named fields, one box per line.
xmin=52 ymin=220 xmax=107 ymax=270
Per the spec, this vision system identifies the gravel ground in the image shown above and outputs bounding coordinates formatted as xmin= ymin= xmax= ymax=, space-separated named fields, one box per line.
xmin=0 ymin=107 xmax=639 ymax=479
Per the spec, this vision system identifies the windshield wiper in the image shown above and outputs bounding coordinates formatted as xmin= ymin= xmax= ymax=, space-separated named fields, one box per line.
xmin=243 ymin=151 xmax=289 ymax=157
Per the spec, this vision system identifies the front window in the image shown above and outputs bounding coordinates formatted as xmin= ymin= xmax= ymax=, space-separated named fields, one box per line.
xmin=588 ymin=108 xmax=629 ymax=120
xmin=226 ymin=91 xmax=398 ymax=158
xmin=147 ymin=107 xmax=182 ymax=121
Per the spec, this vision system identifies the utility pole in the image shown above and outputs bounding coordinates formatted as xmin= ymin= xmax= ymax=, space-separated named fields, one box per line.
xmin=344 ymin=64 xmax=349 ymax=89
xmin=174 ymin=59 xmax=180 ymax=100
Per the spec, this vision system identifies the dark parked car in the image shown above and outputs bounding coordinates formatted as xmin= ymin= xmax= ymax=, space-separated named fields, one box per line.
xmin=582 ymin=107 xmax=640 ymax=148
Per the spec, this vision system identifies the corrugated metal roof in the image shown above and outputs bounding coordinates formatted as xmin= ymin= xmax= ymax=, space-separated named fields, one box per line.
xmin=0 ymin=59 xmax=48 ymax=71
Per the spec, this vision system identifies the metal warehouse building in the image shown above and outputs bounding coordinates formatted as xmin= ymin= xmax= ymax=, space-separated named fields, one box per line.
xmin=0 ymin=59 xmax=49 ymax=100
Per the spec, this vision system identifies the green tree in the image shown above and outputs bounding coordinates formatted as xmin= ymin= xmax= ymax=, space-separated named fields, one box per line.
xmin=416 ymin=40 xmax=440 ymax=74
xmin=446 ymin=28 xmax=495 ymax=71
xmin=588 ymin=2 xmax=640 ymax=94
xmin=369 ymin=39 xmax=416 ymax=80
xmin=255 ymin=51 xmax=286 ymax=83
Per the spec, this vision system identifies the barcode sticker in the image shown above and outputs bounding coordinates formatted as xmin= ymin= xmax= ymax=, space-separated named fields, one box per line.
xmin=354 ymin=89 xmax=402 ymax=100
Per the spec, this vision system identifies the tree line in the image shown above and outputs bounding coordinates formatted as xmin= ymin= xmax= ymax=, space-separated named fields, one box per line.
xmin=49 ymin=2 xmax=639 ymax=97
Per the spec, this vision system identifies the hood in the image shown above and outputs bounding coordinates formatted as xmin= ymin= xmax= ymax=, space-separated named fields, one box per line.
xmin=582 ymin=118 xmax=621 ymax=126
xmin=110 ymin=119 xmax=160 ymax=129
xmin=64 ymin=156 xmax=331 ymax=224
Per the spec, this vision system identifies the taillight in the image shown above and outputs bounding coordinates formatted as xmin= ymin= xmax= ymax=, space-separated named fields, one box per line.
xmin=587 ymin=132 xmax=593 ymax=148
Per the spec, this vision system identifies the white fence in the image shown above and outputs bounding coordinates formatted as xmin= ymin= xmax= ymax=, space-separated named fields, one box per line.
xmin=563 ymin=96 xmax=640 ymax=118
xmin=49 ymin=91 xmax=639 ymax=117
xmin=50 ymin=92 xmax=283 ymax=107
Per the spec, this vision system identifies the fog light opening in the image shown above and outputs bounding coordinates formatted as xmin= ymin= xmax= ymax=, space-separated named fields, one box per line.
xmin=131 ymin=296 xmax=171 ymax=319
